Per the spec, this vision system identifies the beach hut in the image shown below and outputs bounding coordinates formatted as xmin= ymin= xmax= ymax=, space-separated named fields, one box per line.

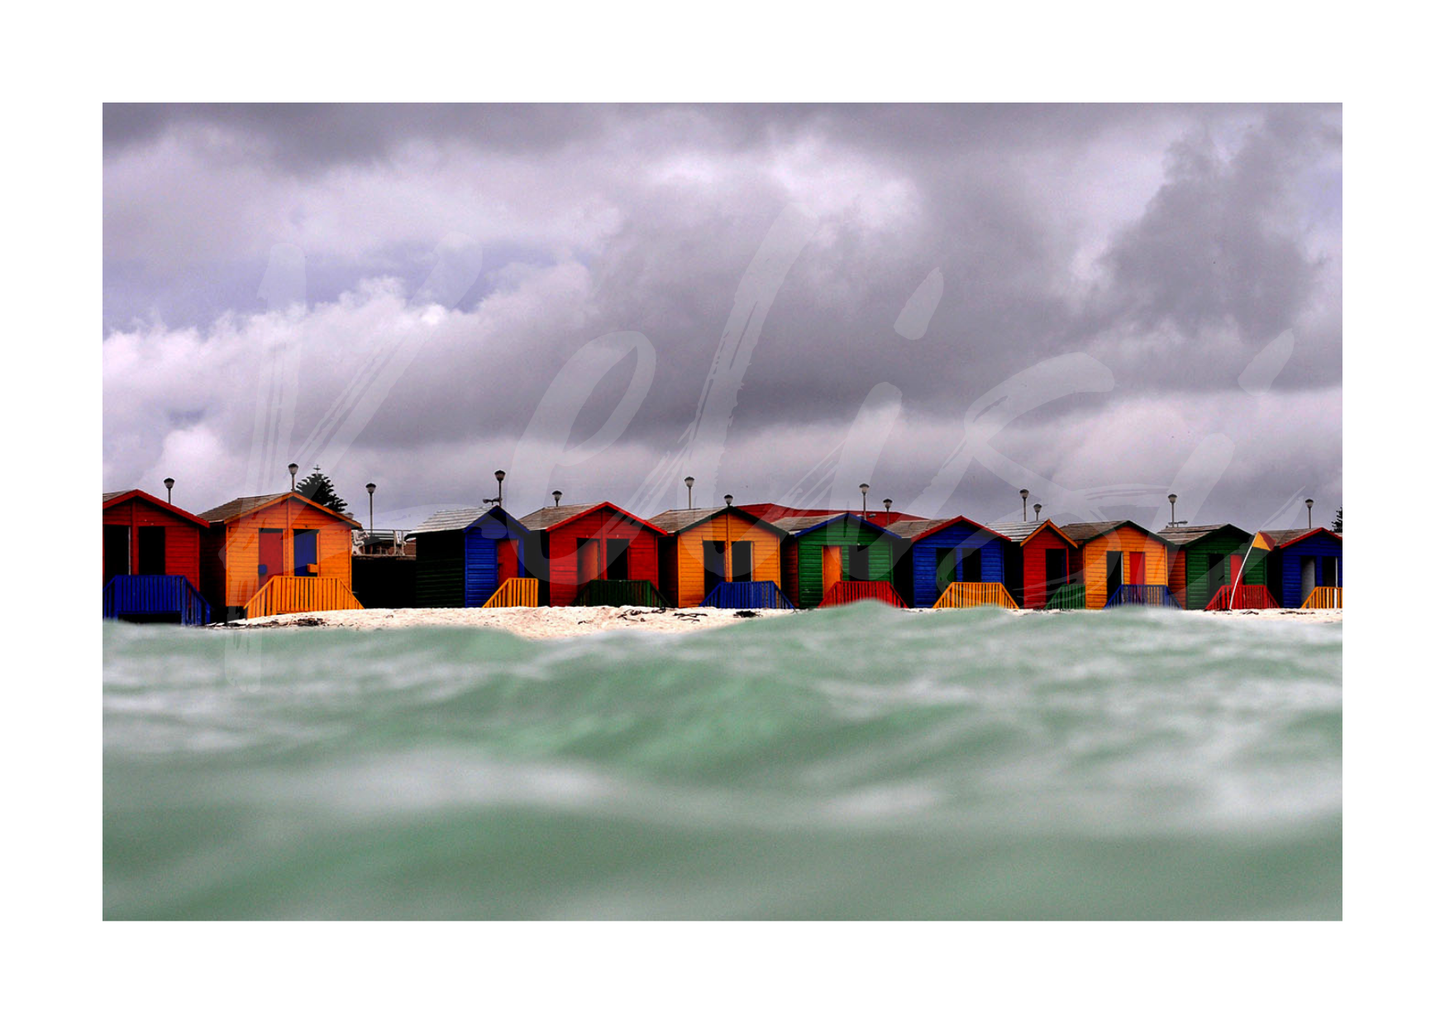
xmin=1158 ymin=524 xmax=1269 ymax=609
xmin=197 ymin=492 xmax=363 ymax=621
xmin=406 ymin=505 xmax=534 ymax=608
xmin=650 ymin=505 xmax=791 ymax=608
xmin=987 ymin=519 xmax=1080 ymax=609
xmin=518 ymin=502 xmax=666 ymax=607
xmin=774 ymin=513 xmax=905 ymax=609
xmin=889 ymin=515 xmax=1011 ymax=608
xmin=1058 ymin=520 xmax=1174 ymax=609
xmin=1261 ymin=527 xmax=1343 ymax=608
xmin=102 ymin=489 xmax=212 ymax=624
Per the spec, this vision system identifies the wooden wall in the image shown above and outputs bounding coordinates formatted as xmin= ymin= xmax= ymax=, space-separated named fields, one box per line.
xmin=102 ymin=496 xmax=203 ymax=591
xmin=1169 ymin=534 xmax=1264 ymax=609
xmin=792 ymin=520 xmax=895 ymax=609
xmin=1076 ymin=525 xmax=1169 ymax=609
xmin=903 ymin=523 xmax=1005 ymax=608
xmin=1017 ymin=529 xmax=1076 ymax=609
xmin=1272 ymin=533 xmax=1344 ymax=607
xmin=203 ymin=497 xmax=354 ymax=612
xmin=668 ymin=511 xmax=783 ymax=607
xmin=538 ymin=510 xmax=660 ymax=607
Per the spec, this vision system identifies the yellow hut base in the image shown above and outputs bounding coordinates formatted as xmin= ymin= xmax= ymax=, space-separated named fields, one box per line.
xmin=242 ymin=577 xmax=364 ymax=618
xmin=480 ymin=577 xmax=539 ymax=608
xmin=1301 ymin=586 xmax=1343 ymax=609
xmin=932 ymin=582 xmax=1019 ymax=610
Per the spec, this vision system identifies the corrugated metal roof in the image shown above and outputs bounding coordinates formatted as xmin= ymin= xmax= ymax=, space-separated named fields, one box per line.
xmin=647 ymin=506 xmax=789 ymax=536
xmin=518 ymin=503 xmax=604 ymax=530
xmin=102 ymin=491 xmax=125 ymax=502
xmin=408 ymin=506 xmax=490 ymax=534
xmin=196 ymin=492 xmax=361 ymax=528
xmin=1059 ymin=520 xmax=1168 ymax=545
xmin=771 ymin=513 xmax=843 ymax=534
xmin=1266 ymin=527 xmax=1341 ymax=548
xmin=888 ymin=517 xmax=959 ymax=540
xmin=1157 ymin=524 xmax=1243 ymax=546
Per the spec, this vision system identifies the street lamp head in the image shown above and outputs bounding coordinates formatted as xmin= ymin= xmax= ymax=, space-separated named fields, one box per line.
xmin=859 ymin=483 xmax=869 ymax=494
xmin=495 ymin=470 xmax=506 ymax=483
xmin=288 ymin=463 xmax=298 ymax=475
xmin=552 ymin=490 xmax=563 ymax=507
xmin=684 ymin=476 xmax=694 ymax=488
xmin=366 ymin=482 xmax=376 ymax=494
xmin=1168 ymin=493 xmax=1177 ymax=504
xmin=724 ymin=494 xmax=733 ymax=506
xmin=1305 ymin=498 xmax=1314 ymax=508
xmin=1034 ymin=503 xmax=1041 ymax=520
xmin=883 ymin=499 xmax=892 ymax=512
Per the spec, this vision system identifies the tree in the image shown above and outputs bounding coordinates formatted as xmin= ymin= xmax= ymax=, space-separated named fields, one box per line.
xmin=1331 ymin=506 xmax=1342 ymax=533
xmin=295 ymin=465 xmax=349 ymax=515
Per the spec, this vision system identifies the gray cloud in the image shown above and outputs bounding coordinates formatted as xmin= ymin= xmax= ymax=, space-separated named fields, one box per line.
xmin=102 ymin=104 xmax=1341 ymax=530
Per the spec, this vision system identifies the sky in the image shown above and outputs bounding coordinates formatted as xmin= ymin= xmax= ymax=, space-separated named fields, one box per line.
xmin=102 ymin=103 xmax=1341 ymax=531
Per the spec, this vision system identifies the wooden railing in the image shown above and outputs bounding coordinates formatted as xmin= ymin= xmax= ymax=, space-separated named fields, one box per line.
xmin=574 ymin=579 xmax=667 ymax=607
xmin=701 ymin=581 xmax=795 ymax=609
xmin=1043 ymin=582 xmax=1086 ymax=610
xmin=932 ymin=582 xmax=1019 ymax=610
xmin=480 ymin=577 xmax=539 ymax=608
xmin=1105 ymin=585 xmax=1180 ymax=609
xmin=1203 ymin=584 xmax=1279 ymax=611
xmin=242 ymin=576 xmax=364 ymax=619
xmin=1301 ymin=586 xmax=1343 ymax=609
xmin=818 ymin=581 xmax=906 ymax=608
xmin=102 ymin=575 xmax=211 ymax=626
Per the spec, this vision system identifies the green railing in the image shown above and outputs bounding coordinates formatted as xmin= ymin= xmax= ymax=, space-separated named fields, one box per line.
xmin=1043 ymin=582 xmax=1086 ymax=610
xmin=574 ymin=579 xmax=667 ymax=607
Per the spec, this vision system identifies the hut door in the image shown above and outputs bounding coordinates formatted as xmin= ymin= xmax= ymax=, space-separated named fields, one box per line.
xmin=1229 ymin=554 xmax=1243 ymax=589
xmin=1321 ymin=555 xmax=1339 ymax=587
xmin=498 ymin=540 xmax=519 ymax=582
xmin=1129 ymin=551 xmax=1146 ymax=586
xmin=730 ymin=541 xmax=753 ymax=583
xmin=822 ymin=546 xmax=842 ymax=594
xmin=848 ymin=543 xmax=871 ymax=581
xmin=577 ymin=540 xmax=601 ymax=586
xmin=1044 ymin=548 xmax=1068 ymax=598
xmin=138 ymin=526 xmax=166 ymax=575
xmin=1300 ymin=555 xmax=1317 ymax=599
xmin=104 ymin=525 xmax=130 ymax=581
xmin=259 ymin=529 xmax=284 ymax=583
xmin=1105 ymin=551 xmax=1123 ymax=598
xmin=605 ymin=539 xmax=630 ymax=580
xmin=934 ymin=548 xmax=955 ymax=595
xmin=703 ymin=540 xmax=726 ymax=596
xmin=959 ymin=547 xmax=982 ymax=583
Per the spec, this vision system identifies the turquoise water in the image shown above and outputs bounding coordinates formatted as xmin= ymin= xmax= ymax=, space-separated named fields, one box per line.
xmin=103 ymin=606 xmax=1341 ymax=919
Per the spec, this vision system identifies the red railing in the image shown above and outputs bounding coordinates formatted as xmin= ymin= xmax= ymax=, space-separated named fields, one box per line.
xmin=818 ymin=581 xmax=906 ymax=608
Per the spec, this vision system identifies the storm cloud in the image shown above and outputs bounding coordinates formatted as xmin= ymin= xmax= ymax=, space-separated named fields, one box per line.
xmin=102 ymin=103 xmax=1341 ymax=531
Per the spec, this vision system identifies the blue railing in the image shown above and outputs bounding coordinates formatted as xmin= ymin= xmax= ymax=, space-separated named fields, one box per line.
xmin=701 ymin=581 xmax=795 ymax=609
xmin=1104 ymin=584 xmax=1180 ymax=609
xmin=102 ymin=575 xmax=212 ymax=625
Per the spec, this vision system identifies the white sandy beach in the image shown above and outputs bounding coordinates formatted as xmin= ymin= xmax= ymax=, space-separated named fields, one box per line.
xmin=216 ymin=603 xmax=1341 ymax=637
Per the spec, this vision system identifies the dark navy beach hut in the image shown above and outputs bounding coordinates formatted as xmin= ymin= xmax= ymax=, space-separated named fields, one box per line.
xmin=1262 ymin=527 xmax=1343 ymax=608
xmin=408 ymin=505 xmax=532 ymax=607
xmin=889 ymin=515 xmax=1009 ymax=608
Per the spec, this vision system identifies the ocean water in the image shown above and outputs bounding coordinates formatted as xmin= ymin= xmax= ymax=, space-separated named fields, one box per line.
xmin=103 ymin=605 xmax=1342 ymax=919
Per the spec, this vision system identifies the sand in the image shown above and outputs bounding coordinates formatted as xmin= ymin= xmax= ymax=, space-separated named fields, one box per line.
xmin=215 ymin=603 xmax=1341 ymax=637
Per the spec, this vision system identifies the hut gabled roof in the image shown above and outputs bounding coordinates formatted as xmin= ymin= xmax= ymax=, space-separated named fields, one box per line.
xmin=771 ymin=511 xmax=903 ymax=540
xmin=888 ymin=514 xmax=1006 ymax=543
xmin=406 ymin=504 xmax=530 ymax=538
xmin=1058 ymin=519 xmax=1168 ymax=546
xmin=647 ymin=505 xmax=788 ymax=537
xmin=102 ymin=489 xmax=211 ymax=528
xmin=1157 ymin=523 xmax=1251 ymax=548
xmin=1262 ymin=526 xmax=1342 ymax=549
xmin=517 ymin=501 xmax=665 ymax=536
xmin=197 ymin=492 xmax=362 ymax=529
xmin=985 ymin=519 xmax=1079 ymax=547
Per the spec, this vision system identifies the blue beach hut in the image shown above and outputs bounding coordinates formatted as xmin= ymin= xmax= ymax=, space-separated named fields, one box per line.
xmin=407 ymin=505 xmax=533 ymax=607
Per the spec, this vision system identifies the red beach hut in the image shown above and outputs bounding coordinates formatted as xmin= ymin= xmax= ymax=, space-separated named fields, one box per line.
xmin=518 ymin=501 xmax=666 ymax=606
xmin=102 ymin=489 xmax=212 ymax=624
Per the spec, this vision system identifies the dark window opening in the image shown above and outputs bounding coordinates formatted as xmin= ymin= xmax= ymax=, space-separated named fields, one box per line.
xmin=137 ymin=526 xmax=166 ymax=575
xmin=934 ymin=547 xmax=955 ymax=593
xmin=730 ymin=541 xmax=753 ymax=583
xmin=104 ymin=524 xmax=130 ymax=581
xmin=605 ymin=539 xmax=630 ymax=580
xmin=259 ymin=528 xmax=284 ymax=582
xmin=1205 ymin=552 xmax=1226 ymax=597
xmin=848 ymin=543 xmax=871 ymax=581
xmin=703 ymin=539 xmax=725 ymax=595
xmin=293 ymin=529 xmax=318 ymax=576
xmin=1321 ymin=555 xmax=1339 ymax=587
xmin=1044 ymin=548 xmax=1068 ymax=597
xmin=958 ymin=547 xmax=983 ymax=583
xmin=1105 ymin=551 xmax=1123 ymax=599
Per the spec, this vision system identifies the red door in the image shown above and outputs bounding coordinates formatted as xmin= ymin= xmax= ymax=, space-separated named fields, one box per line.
xmin=1229 ymin=554 xmax=1243 ymax=588
xmin=1129 ymin=551 xmax=1146 ymax=586
xmin=497 ymin=540 xmax=519 ymax=582
xmin=259 ymin=529 xmax=284 ymax=583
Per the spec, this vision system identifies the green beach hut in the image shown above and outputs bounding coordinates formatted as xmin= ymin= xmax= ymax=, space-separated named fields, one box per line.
xmin=1159 ymin=523 xmax=1268 ymax=609
xmin=774 ymin=512 xmax=905 ymax=608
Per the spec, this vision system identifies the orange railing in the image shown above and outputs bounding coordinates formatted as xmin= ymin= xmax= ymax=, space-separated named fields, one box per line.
xmin=932 ymin=582 xmax=1019 ymax=610
xmin=480 ymin=577 xmax=539 ymax=609
xmin=242 ymin=576 xmax=364 ymax=619
xmin=1301 ymin=586 xmax=1343 ymax=609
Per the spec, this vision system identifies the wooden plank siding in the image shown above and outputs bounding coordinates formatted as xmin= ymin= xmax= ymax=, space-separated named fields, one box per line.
xmin=1069 ymin=524 xmax=1170 ymax=610
xmin=787 ymin=516 xmax=898 ymax=609
xmin=527 ymin=506 xmax=663 ymax=608
xmin=993 ymin=521 xmax=1078 ymax=609
xmin=102 ymin=491 xmax=206 ymax=592
xmin=413 ymin=531 xmax=465 ymax=607
xmin=1166 ymin=530 xmax=1264 ymax=609
xmin=200 ymin=494 xmax=356 ymax=617
xmin=664 ymin=510 xmax=783 ymax=607
xmin=900 ymin=523 xmax=1006 ymax=608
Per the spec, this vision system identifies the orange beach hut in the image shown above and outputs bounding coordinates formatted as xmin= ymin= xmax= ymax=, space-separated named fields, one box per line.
xmin=197 ymin=492 xmax=363 ymax=620
xmin=1057 ymin=520 xmax=1174 ymax=609
xmin=651 ymin=504 xmax=791 ymax=608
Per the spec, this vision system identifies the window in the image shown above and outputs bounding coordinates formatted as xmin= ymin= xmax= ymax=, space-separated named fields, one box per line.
xmin=605 ymin=539 xmax=630 ymax=580
xmin=848 ymin=542 xmax=871 ymax=581
xmin=934 ymin=547 xmax=955 ymax=592
xmin=138 ymin=526 xmax=166 ymax=575
xmin=1044 ymin=548 xmax=1068 ymax=595
xmin=958 ymin=547 xmax=982 ymax=583
xmin=104 ymin=524 xmax=130 ymax=581
xmin=293 ymin=529 xmax=318 ymax=576
xmin=731 ymin=541 xmax=753 ymax=583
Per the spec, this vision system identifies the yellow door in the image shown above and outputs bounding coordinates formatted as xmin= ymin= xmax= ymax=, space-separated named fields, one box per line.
xmin=822 ymin=545 xmax=842 ymax=595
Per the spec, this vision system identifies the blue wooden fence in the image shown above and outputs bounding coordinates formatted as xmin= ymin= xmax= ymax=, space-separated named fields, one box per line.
xmin=1104 ymin=584 xmax=1180 ymax=609
xmin=103 ymin=575 xmax=211 ymax=625
xmin=701 ymin=581 xmax=795 ymax=609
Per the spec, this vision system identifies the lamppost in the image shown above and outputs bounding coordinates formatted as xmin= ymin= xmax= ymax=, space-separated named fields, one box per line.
xmin=1020 ymin=488 xmax=1029 ymax=520
xmin=859 ymin=483 xmax=869 ymax=517
xmin=552 ymin=490 xmax=563 ymax=508
xmin=366 ymin=482 xmax=376 ymax=536
xmin=684 ymin=476 xmax=695 ymax=510
xmin=495 ymin=469 xmax=505 ymax=506
xmin=1168 ymin=493 xmax=1178 ymax=527
xmin=883 ymin=498 xmax=892 ymax=517
xmin=1306 ymin=498 xmax=1314 ymax=529
xmin=1033 ymin=503 xmax=1041 ymax=522
xmin=288 ymin=462 xmax=299 ymax=491
xmin=163 ymin=477 xmax=174 ymax=504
